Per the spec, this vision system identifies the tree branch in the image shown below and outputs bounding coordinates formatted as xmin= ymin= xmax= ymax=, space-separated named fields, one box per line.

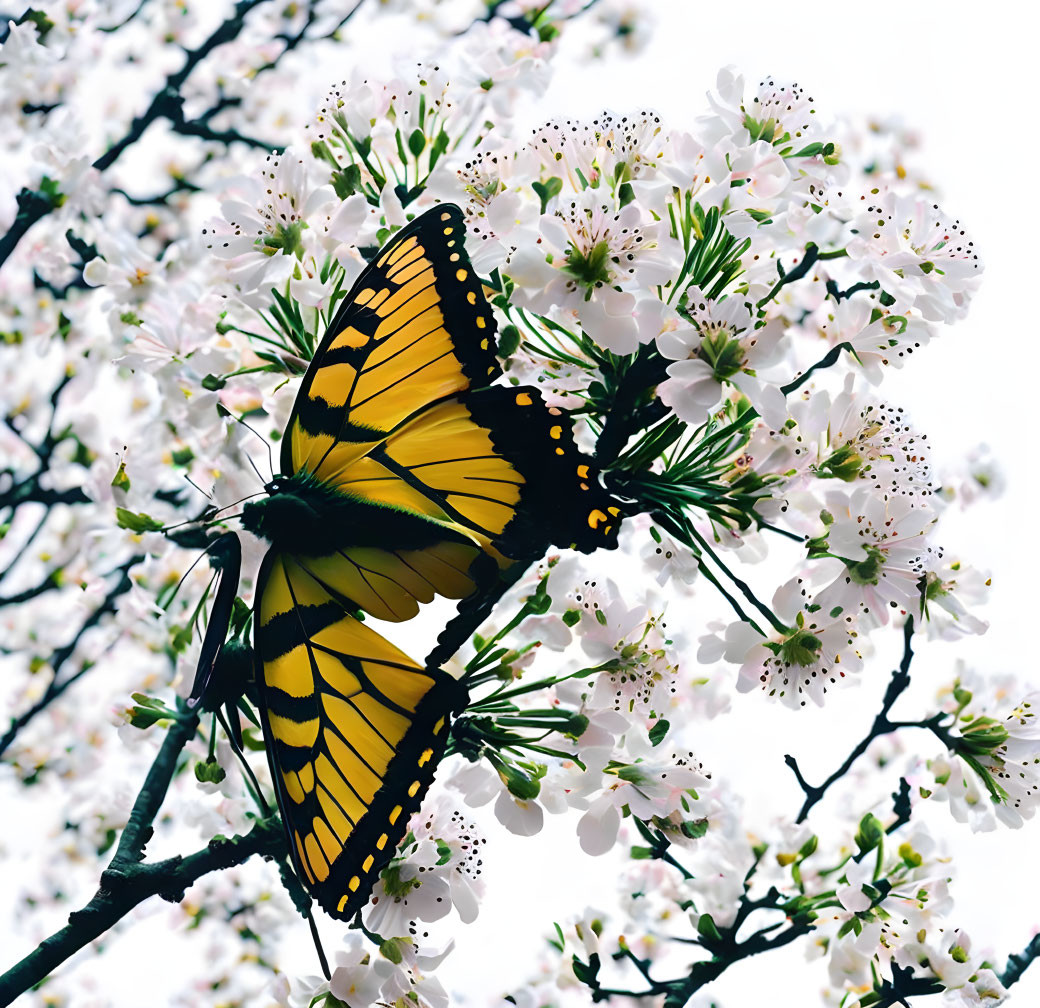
xmin=786 ymin=618 xmax=916 ymax=822
xmin=0 ymin=554 xmax=143 ymax=759
xmin=0 ymin=0 xmax=273 ymax=274
xmin=1000 ymin=932 xmax=1040 ymax=989
xmin=0 ymin=702 xmax=287 ymax=1003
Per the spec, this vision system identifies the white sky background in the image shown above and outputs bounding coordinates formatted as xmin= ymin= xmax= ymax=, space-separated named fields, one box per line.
xmin=7 ymin=1 xmax=1040 ymax=1005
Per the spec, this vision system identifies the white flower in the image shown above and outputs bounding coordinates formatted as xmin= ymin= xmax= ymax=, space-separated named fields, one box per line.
xmin=639 ymin=525 xmax=699 ymax=586
xmin=817 ymin=824 xmax=956 ymax=994
xmin=508 ymin=189 xmax=681 ymax=354
xmin=569 ymin=577 xmax=678 ymax=716
xmin=494 ymin=789 xmax=544 ymax=836
xmin=925 ymin=681 xmax=1040 ymax=830
xmin=835 ymin=855 xmax=877 ymax=913
xmin=946 ymin=967 xmax=1009 ymax=1005
xmin=455 ymin=20 xmax=553 ymax=117
xmin=82 ymin=232 xmax=164 ymax=302
xmin=118 ymin=287 xmax=222 ymax=372
xmin=577 ymin=749 xmax=708 ymax=854
xmin=813 ymin=296 xmax=935 ymax=384
xmin=699 ymin=68 xmax=827 ymax=153
xmin=454 ymin=140 xmax=540 ymax=273
xmin=921 ymin=559 xmax=989 ymax=639
xmin=811 ymin=375 xmax=932 ymax=504
xmin=364 ymin=795 xmax=487 ymax=935
xmin=724 ymin=139 xmax=791 ymax=208
xmin=204 ymin=149 xmax=338 ymax=299
xmin=935 ymin=444 xmax=1006 ymax=508
xmin=703 ymin=577 xmax=864 ymax=708
xmin=815 ymin=487 xmax=938 ymax=626
xmin=656 ymin=287 xmax=788 ymax=426
xmin=847 ymin=191 xmax=982 ymax=323
xmin=593 ymin=108 xmax=671 ymax=210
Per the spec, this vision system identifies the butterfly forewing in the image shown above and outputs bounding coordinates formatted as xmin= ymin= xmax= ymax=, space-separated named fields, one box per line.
xmin=255 ymin=550 xmax=465 ymax=920
xmin=283 ymin=205 xmax=501 ymax=480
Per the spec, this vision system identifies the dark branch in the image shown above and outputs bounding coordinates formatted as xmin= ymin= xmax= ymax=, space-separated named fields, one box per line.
xmin=0 ymin=0 xmax=273 ymax=274
xmin=92 ymin=0 xmax=271 ymax=173
xmin=786 ymin=618 xmax=916 ymax=822
xmin=0 ymin=709 xmax=286 ymax=1003
xmin=756 ymin=243 xmax=820 ymax=308
xmin=1001 ymin=933 xmax=1040 ymax=989
xmin=428 ymin=548 xmax=541 ymax=668
xmin=0 ymin=554 xmax=143 ymax=759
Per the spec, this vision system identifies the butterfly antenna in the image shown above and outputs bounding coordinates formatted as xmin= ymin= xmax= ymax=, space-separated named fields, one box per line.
xmin=165 ymin=538 xmax=224 ymax=611
xmin=203 ymin=491 xmax=266 ymax=523
xmin=228 ymin=412 xmax=276 ymax=480
xmin=242 ymin=450 xmax=266 ymax=484
xmin=184 ymin=473 xmax=214 ymax=501
xmin=306 ymin=911 xmax=332 ymax=981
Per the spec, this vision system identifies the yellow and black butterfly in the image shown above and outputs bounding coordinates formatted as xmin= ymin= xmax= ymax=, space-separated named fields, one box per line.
xmin=190 ymin=203 xmax=625 ymax=921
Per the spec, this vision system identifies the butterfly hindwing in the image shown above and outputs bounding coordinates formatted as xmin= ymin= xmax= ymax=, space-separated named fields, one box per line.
xmin=283 ymin=204 xmax=501 ymax=480
xmin=254 ymin=549 xmax=465 ymax=921
xmin=460 ymin=386 xmax=625 ymax=553
xmin=281 ymin=541 xmax=495 ymax=624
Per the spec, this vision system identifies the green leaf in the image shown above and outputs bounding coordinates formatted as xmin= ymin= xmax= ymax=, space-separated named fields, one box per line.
xmin=194 ymin=757 xmax=226 ymax=784
xmin=956 ymin=715 xmax=1009 ymax=757
xmin=110 ymin=461 xmax=130 ymax=492
xmin=680 ymin=818 xmax=708 ymax=840
xmin=532 ymin=177 xmax=563 ymax=214
xmin=571 ymin=952 xmax=600 ymax=986
xmin=126 ymin=693 xmax=177 ymax=729
xmin=648 ymin=718 xmax=670 ymax=747
xmin=697 ymin=913 xmax=722 ymax=941
xmin=18 ymin=8 xmax=55 ymax=41
xmin=380 ymin=938 xmax=406 ymax=964
xmin=407 ymin=128 xmax=426 ymax=157
xmin=115 ymin=508 xmax=164 ymax=533
xmin=331 ymin=164 xmax=362 ymax=200
xmin=498 ymin=324 xmax=521 ymax=357
xmin=170 ymin=624 xmax=193 ymax=654
xmin=855 ymin=812 xmax=884 ymax=855
xmin=201 ymin=373 xmax=227 ymax=391
xmin=499 ymin=762 xmax=541 ymax=800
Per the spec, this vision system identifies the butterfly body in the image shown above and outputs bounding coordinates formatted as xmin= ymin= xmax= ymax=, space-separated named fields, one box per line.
xmin=241 ymin=470 xmax=478 ymax=556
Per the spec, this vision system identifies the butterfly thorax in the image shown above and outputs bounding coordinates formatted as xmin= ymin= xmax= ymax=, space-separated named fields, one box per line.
xmin=240 ymin=470 xmax=465 ymax=555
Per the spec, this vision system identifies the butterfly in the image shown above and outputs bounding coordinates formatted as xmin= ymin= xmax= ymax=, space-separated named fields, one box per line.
xmin=191 ymin=203 xmax=626 ymax=921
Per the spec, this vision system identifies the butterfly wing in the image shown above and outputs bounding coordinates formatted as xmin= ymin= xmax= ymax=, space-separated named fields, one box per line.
xmin=283 ymin=204 xmax=501 ymax=480
xmin=254 ymin=548 xmax=466 ymax=921
xmin=271 ymin=203 xmax=625 ymax=626
xmin=353 ymin=385 xmax=626 ymax=557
